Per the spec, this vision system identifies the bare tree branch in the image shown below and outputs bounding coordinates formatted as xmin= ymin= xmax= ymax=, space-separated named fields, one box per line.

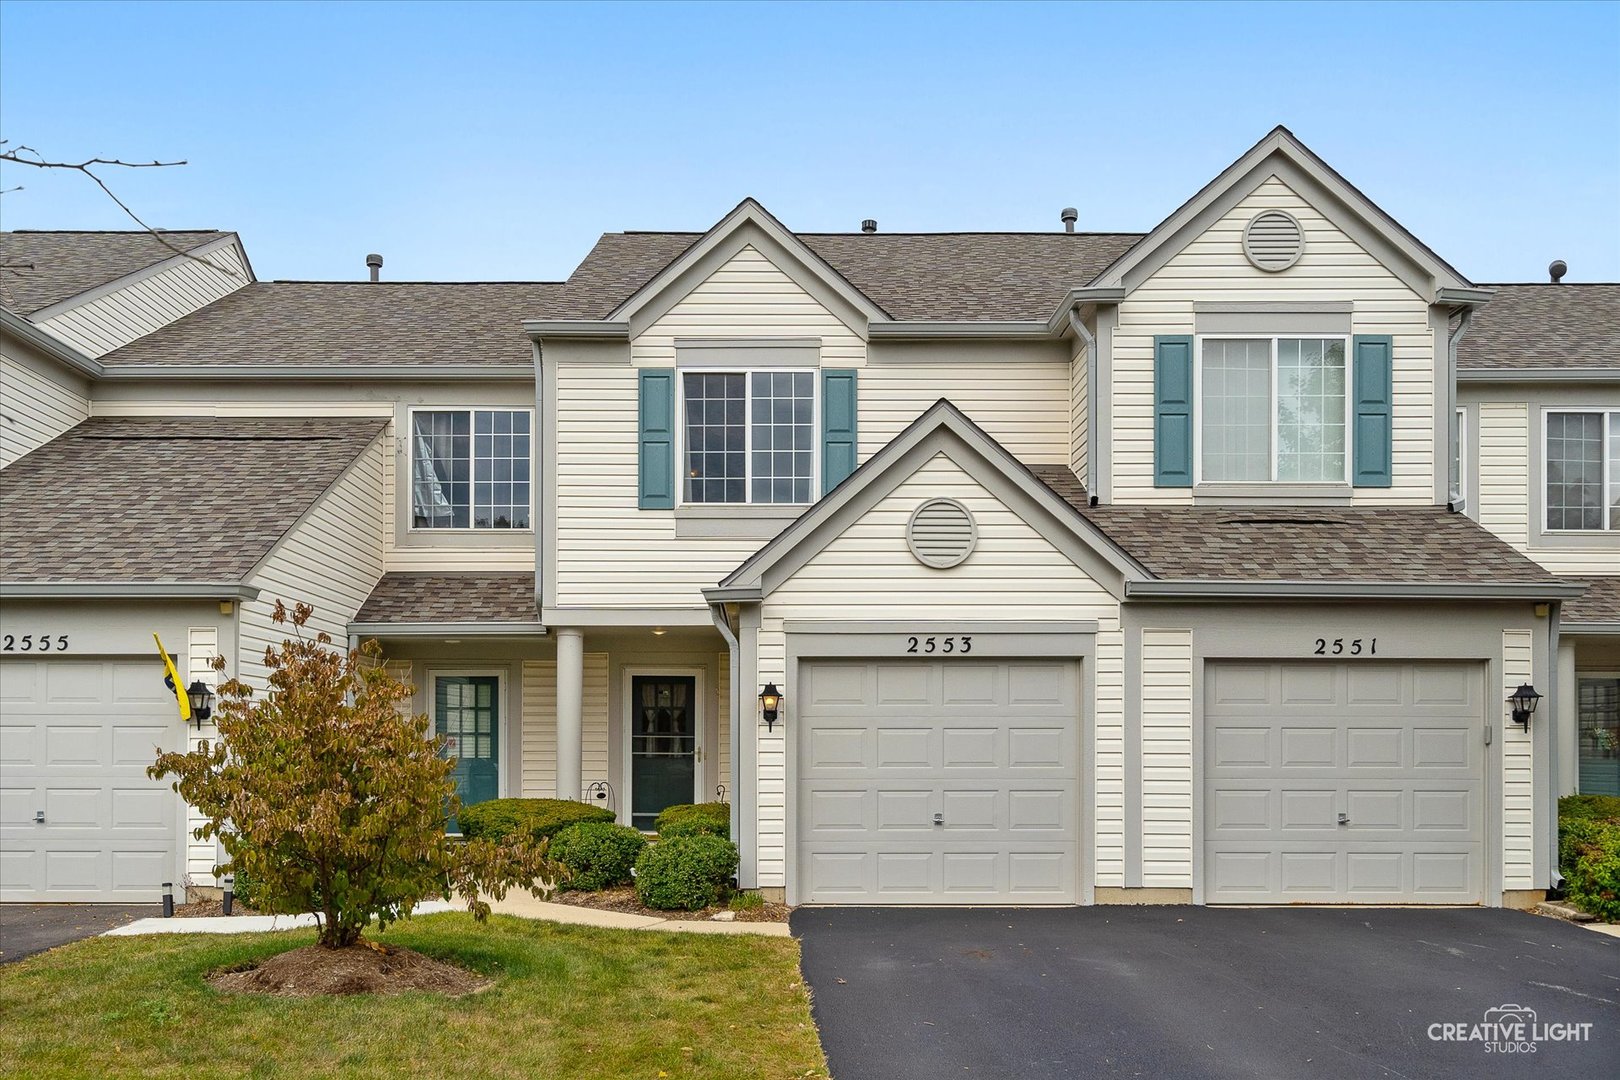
xmin=0 ymin=141 xmax=239 ymax=276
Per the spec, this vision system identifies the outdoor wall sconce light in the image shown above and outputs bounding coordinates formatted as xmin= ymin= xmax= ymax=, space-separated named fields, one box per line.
xmin=186 ymin=680 xmax=215 ymax=729
xmin=759 ymin=683 xmax=783 ymax=731
xmin=1508 ymin=683 xmax=1541 ymax=729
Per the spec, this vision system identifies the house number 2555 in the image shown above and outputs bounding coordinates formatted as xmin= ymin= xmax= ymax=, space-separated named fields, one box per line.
xmin=1314 ymin=637 xmax=1376 ymax=656
xmin=906 ymin=635 xmax=972 ymax=654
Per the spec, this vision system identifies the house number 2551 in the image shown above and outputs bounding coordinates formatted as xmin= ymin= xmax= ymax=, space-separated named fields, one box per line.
xmin=906 ymin=635 xmax=973 ymax=655
xmin=1314 ymin=637 xmax=1376 ymax=656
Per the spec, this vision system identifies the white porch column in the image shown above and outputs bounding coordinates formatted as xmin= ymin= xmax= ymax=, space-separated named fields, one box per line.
xmin=556 ymin=628 xmax=584 ymax=801
xmin=1557 ymin=641 xmax=1578 ymax=797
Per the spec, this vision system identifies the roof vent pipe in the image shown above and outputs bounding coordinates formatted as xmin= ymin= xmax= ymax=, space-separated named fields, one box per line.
xmin=1548 ymin=259 xmax=1567 ymax=283
xmin=366 ymin=253 xmax=383 ymax=282
xmin=861 ymin=219 xmax=877 ymax=234
xmin=1061 ymin=207 xmax=1078 ymax=233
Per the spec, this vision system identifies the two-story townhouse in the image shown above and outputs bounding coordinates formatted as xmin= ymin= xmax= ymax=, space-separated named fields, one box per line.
xmin=1455 ymin=282 xmax=1620 ymax=799
xmin=1 ymin=128 xmax=1598 ymax=913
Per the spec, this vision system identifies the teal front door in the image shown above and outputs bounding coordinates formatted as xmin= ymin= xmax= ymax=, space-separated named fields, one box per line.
xmin=436 ymin=675 xmax=500 ymax=831
xmin=630 ymin=675 xmax=696 ymax=831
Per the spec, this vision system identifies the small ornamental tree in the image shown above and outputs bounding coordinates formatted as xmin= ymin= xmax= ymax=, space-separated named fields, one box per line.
xmin=150 ymin=601 xmax=557 ymax=948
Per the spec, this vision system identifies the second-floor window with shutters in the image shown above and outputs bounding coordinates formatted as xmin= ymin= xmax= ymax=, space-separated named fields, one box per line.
xmin=681 ymin=371 xmax=817 ymax=504
xmin=1198 ymin=336 xmax=1350 ymax=484
xmin=1546 ymin=409 xmax=1620 ymax=531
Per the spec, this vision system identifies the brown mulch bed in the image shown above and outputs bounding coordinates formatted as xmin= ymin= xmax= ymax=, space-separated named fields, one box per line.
xmin=209 ymin=942 xmax=489 ymax=997
xmin=549 ymin=886 xmax=792 ymax=923
xmin=173 ymin=899 xmax=261 ymax=918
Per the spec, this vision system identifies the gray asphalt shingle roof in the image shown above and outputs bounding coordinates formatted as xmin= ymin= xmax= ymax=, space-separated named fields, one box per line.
xmin=0 ymin=416 xmax=384 ymax=582
xmin=1564 ymin=577 xmax=1620 ymax=625
xmin=99 ymin=281 xmax=567 ymax=367
xmin=0 ymin=230 xmax=231 ymax=314
xmin=1459 ymin=284 xmax=1620 ymax=371
xmin=354 ymin=573 xmax=539 ymax=625
xmin=553 ymin=230 xmax=1146 ymax=321
xmin=1026 ymin=464 xmax=1563 ymax=585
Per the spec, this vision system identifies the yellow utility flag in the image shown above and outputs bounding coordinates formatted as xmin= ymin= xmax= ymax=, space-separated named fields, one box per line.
xmin=154 ymin=633 xmax=192 ymax=722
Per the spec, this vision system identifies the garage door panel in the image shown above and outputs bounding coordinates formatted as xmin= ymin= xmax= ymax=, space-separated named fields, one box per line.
xmin=1 ymin=658 xmax=180 ymax=902
xmin=798 ymin=658 xmax=1080 ymax=905
xmin=1205 ymin=661 xmax=1483 ymax=905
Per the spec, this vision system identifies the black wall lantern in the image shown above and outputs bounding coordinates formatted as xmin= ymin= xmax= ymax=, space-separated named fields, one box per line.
xmin=759 ymin=683 xmax=783 ymax=731
xmin=1507 ymin=683 xmax=1541 ymax=729
xmin=186 ymin=680 xmax=214 ymax=729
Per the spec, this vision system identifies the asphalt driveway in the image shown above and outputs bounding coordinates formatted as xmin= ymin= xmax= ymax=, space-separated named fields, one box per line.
xmin=792 ymin=906 xmax=1618 ymax=1079
xmin=0 ymin=904 xmax=155 ymax=964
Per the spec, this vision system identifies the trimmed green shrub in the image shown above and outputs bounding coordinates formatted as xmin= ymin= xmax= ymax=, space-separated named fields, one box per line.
xmin=459 ymin=798 xmax=614 ymax=845
xmin=654 ymin=802 xmax=731 ymax=839
xmin=634 ymin=835 xmax=739 ymax=911
xmin=1559 ymin=794 xmax=1620 ymax=922
xmin=552 ymin=822 xmax=647 ymax=891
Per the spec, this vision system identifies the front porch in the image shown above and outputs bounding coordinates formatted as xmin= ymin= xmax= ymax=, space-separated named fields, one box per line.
xmin=352 ymin=575 xmax=734 ymax=831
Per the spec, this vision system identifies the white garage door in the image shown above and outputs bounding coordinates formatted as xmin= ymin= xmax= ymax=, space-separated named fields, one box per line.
xmin=796 ymin=658 xmax=1080 ymax=905
xmin=1 ymin=658 xmax=182 ymax=902
xmin=1205 ymin=661 xmax=1485 ymax=905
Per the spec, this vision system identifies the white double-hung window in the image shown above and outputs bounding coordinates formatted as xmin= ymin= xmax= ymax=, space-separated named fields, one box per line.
xmin=681 ymin=370 xmax=816 ymax=504
xmin=411 ymin=408 xmax=532 ymax=529
xmin=1546 ymin=409 xmax=1620 ymax=531
xmin=1198 ymin=336 xmax=1349 ymax=483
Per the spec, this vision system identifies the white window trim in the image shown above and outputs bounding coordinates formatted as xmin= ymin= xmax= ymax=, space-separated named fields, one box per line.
xmin=427 ymin=668 xmax=510 ymax=829
xmin=620 ymin=665 xmax=708 ymax=831
xmin=1192 ymin=334 xmax=1353 ymax=486
xmin=405 ymin=405 xmax=536 ymax=533
xmin=1542 ymin=406 xmax=1619 ymax=533
xmin=673 ymin=367 xmax=820 ymax=508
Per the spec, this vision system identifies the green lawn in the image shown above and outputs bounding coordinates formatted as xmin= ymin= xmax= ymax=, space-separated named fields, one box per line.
xmin=0 ymin=913 xmax=827 ymax=1080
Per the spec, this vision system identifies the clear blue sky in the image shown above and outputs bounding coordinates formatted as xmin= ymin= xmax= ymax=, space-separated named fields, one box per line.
xmin=2 ymin=1 xmax=1616 ymax=284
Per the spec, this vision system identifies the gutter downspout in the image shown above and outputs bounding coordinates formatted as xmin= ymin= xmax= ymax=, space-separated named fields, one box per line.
xmin=1547 ymin=602 xmax=1562 ymax=895
xmin=1446 ymin=309 xmax=1472 ymax=511
xmin=1067 ymin=305 xmax=1100 ymax=501
xmin=709 ymin=599 xmax=742 ymax=846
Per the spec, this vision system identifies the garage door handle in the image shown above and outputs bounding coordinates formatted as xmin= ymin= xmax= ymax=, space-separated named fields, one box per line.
xmin=35 ymin=810 xmax=45 ymax=823
xmin=1337 ymin=813 xmax=1350 ymax=826
xmin=933 ymin=813 xmax=944 ymax=826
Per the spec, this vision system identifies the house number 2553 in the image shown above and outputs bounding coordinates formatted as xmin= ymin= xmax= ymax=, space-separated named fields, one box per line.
xmin=906 ymin=635 xmax=972 ymax=655
xmin=1314 ymin=637 xmax=1376 ymax=656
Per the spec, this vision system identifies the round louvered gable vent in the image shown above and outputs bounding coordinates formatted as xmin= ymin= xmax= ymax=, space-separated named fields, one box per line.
xmin=907 ymin=498 xmax=977 ymax=569
xmin=1242 ymin=210 xmax=1304 ymax=271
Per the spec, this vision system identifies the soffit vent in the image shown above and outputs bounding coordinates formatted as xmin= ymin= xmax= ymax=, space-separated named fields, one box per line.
xmin=1242 ymin=210 xmax=1305 ymax=272
xmin=907 ymin=498 xmax=977 ymax=569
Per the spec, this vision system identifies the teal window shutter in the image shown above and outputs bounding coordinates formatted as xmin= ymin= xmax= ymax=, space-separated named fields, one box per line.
xmin=1351 ymin=335 xmax=1393 ymax=487
xmin=638 ymin=368 xmax=676 ymax=509
xmin=1153 ymin=336 xmax=1194 ymax=487
xmin=822 ymin=369 xmax=858 ymax=495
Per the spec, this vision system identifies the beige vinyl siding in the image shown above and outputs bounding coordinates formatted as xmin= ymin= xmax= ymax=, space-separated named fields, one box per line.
xmin=756 ymin=452 xmax=1125 ymax=889
xmin=0 ymin=346 xmax=90 ymax=467
xmin=518 ymin=654 xmax=610 ymax=800
xmin=1111 ymin=177 xmax=1435 ymax=504
xmin=1070 ymin=341 xmax=1089 ymax=479
xmin=1140 ymin=628 xmax=1193 ymax=888
xmin=1477 ymin=403 xmax=1531 ymax=549
xmin=34 ymin=242 xmax=249 ymax=358
xmin=630 ymin=244 xmax=864 ymax=366
xmin=183 ymin=626 xmax=221 ymax=883
xmin=239 ymin=436 xmax=387 ymax=688
xmin=859 ymin=361 xmax=1071 ymax=465
xmin=1501 ymin=628 xmax=1534 ymax=890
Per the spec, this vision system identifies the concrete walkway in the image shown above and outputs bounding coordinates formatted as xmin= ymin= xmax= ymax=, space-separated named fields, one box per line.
xmin=103 ymin=893 xmax=789 ymax=938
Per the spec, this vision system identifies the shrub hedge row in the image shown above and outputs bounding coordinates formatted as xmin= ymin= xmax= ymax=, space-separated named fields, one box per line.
xmin=458 ymin=798 xmax=615 ymax=844
xmin=654 ymin=802 xmax=731 ymax=839
xmin=1558 ymin=794 xmax=1620 ymax=922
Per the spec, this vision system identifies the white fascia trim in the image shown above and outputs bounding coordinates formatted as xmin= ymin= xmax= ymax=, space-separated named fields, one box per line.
xmin=0 ymin=581 xmax=261 ymax=601
xmin=1565 ymin=622 xmax=1620 ymax=635
xmin=539 ymin=607 xmax=717 ymax=627
xmin=604 ymin=199 xmax=888 ymax=326
xmin=1044 ymin=287 xmax=1127 ymax=333
xmin=522 ymin=320 xmax=630 ymax=340
xmin=703 ymin=586 xmax=763 ymax=603
xmin=97 ymin=364 xmax=534 ymax=380
xmin=0 ymin=308 xmax=103 ymax=377
xmin=1436 ymin=287 xmax=1495 ymax=306
xmin=1456 ymin=368 xmax=1620 ymax=383
xmin=867 ymin=321 xmax=1053 ymax=340
xmin=348 ymin=621 xmax=548 ymax=637
xmin=1125 ymin=580 xmax=1587 ymax=600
